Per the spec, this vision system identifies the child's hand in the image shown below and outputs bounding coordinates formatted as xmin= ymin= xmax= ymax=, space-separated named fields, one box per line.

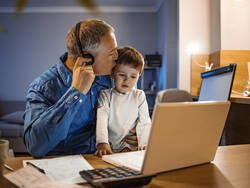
xmin=94 ymin=143 xmax=113 ymax=157
xmin=138 ymin=146 xmax=146 ymax=150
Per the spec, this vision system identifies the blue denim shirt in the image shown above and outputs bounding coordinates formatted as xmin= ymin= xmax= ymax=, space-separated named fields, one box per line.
xmin=24 ymin=53 xmax=112 ymax=157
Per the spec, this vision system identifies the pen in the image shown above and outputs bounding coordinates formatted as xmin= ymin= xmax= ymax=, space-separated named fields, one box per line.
xmin=26 ymin=162 xmax=46 ymax=174
xmin=4 ymin=164 xmax=14 ymax=171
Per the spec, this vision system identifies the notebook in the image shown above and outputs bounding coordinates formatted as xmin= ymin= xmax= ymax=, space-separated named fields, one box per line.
xmin=102 ymin=101 xmax=231 ymax=175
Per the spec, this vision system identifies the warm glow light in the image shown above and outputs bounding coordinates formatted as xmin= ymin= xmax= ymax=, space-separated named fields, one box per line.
xmin=187 ymin=42 xmax=200 ymax=54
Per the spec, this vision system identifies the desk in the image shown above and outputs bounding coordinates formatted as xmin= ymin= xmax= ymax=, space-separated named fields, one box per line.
xmin=192 ymin=94 xmax=250 ymax=145
xmin=191 ymin=94 xmax=250 ymax=104
xmin=230 ymin=94 xmax=250 ymax=104
xmin=224 ymin=95 xmax=250 ymax=145
xmin=1 ymin=144 xmax=250 ymax=188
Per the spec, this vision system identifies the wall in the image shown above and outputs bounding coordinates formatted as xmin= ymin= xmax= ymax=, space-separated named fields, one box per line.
xmin=211 ymin=0 xmax=221 ymax=53
xmin=221 ymin=0 xmax=250 ymax=50
xmin=178 ymin=0 xmax=211 ymax=92
xmin=157 ymin=0 xmax=178 ymax=90
xmin=0 ymin=12 xmax=157 ymax=101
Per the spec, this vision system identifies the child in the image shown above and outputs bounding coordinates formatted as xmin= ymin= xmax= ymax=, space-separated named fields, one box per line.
xmin=94 ymin=46 xmax=151 ymax=157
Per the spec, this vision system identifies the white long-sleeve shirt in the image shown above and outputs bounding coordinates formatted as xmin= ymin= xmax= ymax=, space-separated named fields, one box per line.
xmin=96 ymin=88 xmax=151 ymax=152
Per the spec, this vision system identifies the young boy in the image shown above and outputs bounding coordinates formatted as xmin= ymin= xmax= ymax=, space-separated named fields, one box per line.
xmin=94 ymin=46 xmax=151 ymax=157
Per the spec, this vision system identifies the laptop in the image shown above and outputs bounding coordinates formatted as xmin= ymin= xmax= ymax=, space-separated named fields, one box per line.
xmin=102 ymin=101 xmax=231 ymax=175
xmin=198 ymin=64 xmax=236 ymax=101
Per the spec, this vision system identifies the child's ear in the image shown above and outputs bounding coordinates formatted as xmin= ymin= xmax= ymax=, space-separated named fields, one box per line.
xmin=110 ymin=66 xmax=116 ymax=79
xmin=110 ymin=71 xmax=115 ymax=79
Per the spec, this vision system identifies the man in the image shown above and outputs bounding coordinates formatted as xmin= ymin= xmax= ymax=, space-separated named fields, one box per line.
xmin=24 ymin=19 xmax=137 ymax=157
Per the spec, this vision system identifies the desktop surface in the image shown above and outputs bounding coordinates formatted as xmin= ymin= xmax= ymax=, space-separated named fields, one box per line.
xmin=2 ymin=144 xmax=250 ymax=188
xmin=230 ymin=93 xmax=250 ymax=104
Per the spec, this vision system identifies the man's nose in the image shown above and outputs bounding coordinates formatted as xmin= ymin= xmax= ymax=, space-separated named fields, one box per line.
xmin=113 ymin=49 xmax=118 ymax=60
xmin=111 ymin=59 xmax=116 ymax=68
xmin=112 ymin=51 xmax=118 ymax=62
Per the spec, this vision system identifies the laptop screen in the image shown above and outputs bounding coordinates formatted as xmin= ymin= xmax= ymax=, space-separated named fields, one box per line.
xmin=198 ymin=64 xmax=236 ymax=101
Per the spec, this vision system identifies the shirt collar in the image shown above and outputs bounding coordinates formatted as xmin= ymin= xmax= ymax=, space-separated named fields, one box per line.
xmin=57 ymin=52 xmax=112 ymax=89
xmin=112 ymin=88 xmax=131 ymax=95
xmin=57 ymin=52 xmax=73 ymax=87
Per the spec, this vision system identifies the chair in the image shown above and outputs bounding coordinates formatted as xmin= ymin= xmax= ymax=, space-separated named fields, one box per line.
xmin=155 ymin=89 xmax=193 ymax=103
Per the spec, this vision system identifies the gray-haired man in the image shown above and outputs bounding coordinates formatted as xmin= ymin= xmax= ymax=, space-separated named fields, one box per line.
xmin=24 ymin=19 xmax=137 ymax=157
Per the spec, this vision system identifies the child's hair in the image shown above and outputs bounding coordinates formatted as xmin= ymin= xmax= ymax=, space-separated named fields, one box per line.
xmin=115 ymin=46 xmax=144 ymax=74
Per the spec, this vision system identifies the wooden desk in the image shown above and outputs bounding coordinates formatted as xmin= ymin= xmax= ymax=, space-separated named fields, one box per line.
xmin=223 ymin=98 xmax=250 ymax=145
xmin=1 ymin=144 xmax=250 ymax=188
xmin=192 ymin=94 xmax=250 ymax=104
xmin=192 ymin=94 xmax=250 ymax=145
xmin=230 ymin=94 xmax=250 ymax=104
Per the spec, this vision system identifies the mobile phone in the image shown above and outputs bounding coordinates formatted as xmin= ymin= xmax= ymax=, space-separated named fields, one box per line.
xmin=75 ymin=22 xmax=95 ymax=66
xmin=82 ymin=53 xmax=94 ymax=66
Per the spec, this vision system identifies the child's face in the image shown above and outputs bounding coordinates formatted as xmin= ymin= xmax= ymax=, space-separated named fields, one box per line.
xmin=112 ymin=64 xmax=140 ymax=94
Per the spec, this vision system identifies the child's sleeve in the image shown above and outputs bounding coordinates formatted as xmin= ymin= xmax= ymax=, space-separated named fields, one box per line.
xmin=96 ymin=90 xmax=110 ymax=145
xmin=136 ymin=91 xmax=152 ymax=147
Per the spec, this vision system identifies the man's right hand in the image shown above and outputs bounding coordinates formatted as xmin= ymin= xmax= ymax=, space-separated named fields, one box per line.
xmin=71 ymin=57 xmax=95 ymax=95
xmin=94 ymin=143 xmax=113 ymax=157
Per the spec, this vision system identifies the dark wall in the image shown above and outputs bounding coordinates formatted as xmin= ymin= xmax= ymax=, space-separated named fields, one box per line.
xmin=157 ymin=0 xmax=178 ymax=90
xmin=0 ymin=12 xmax=158 ymax=100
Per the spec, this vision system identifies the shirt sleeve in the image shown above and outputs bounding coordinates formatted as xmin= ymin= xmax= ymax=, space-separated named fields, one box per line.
xmin=136 ymin=91 xmax=152 ymax=147
xmin=24 ymin=84 xmax=88 ymax=158
xmin=96 ymin=90 xmax=110 ymax=145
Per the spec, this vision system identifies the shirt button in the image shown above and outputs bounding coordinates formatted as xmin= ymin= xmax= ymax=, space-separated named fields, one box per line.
xmin=74 ymin=95 xmax=78 ymax=100
xmin=79 ymin=99 xmax=82 ymax=103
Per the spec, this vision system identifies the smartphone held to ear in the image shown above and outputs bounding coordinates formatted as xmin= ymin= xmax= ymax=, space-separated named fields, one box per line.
xmin=75 ymin=22 xmax=95 ymax=66
xmin=82 ymin=53 xmax=94 ymax=66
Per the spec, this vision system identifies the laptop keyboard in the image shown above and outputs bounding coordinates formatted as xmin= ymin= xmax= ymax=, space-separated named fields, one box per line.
xmin=79 ymin=166 xmax=155 ymax=188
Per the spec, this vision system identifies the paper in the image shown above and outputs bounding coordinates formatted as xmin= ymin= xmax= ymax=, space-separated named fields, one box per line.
xmin=4 ymin=166 xmax=50 ymax=187
xmin=23 ymin=155 xmax=93 ymax=183
xmin=4 ymin=165 xmax=87 ymax=188
xmin=29 ymin=182 xmax=87 ymax=188
xmin=102 ymin=150 xmax=145 ymax=171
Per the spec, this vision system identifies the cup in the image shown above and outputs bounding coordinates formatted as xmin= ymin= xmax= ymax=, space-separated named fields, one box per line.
xmin=0 ymin=139 xmax=9 ymax=176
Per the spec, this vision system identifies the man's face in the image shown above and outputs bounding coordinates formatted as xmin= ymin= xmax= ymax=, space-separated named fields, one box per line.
xmin=89 ymin=32 xmax=118 ymax=75
xmin=112 ymin=64 xmax=140 ymax=94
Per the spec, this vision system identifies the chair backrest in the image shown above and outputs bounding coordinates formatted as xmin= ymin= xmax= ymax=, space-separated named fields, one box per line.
xmin=156 ymin=89 xmax=193 ymax=103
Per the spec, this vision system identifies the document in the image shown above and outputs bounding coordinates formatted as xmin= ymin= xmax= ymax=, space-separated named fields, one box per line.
xmin=102 ymin=150 xmax=145 ymax=171
xmin=4 ymin=165 xmax=87 ymax=188
xmin=23 ymin=155 xmax=93 ymax=183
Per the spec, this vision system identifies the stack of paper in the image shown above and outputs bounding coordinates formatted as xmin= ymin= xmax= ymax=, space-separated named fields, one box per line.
xmin=23 ymin=155 xmax=93 ymax=183
xmin=4 ymin=165 xmax=87 ymax=188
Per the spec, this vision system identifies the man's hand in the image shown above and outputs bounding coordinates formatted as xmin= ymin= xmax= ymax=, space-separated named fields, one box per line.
xmin=124 ymin=127 xmax=138 ymax=147
xmin=71 ymin=57 xmax=95 ymax=95
xmin=94 ymin=143 xmax=113 ymax=157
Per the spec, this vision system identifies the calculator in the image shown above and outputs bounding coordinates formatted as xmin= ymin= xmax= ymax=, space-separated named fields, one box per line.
xmin=79 ymin=166 xmax=155 ymax=188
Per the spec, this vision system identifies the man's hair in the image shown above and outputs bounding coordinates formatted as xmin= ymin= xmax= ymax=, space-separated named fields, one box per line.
xmin=66 ymin=19 xmax=114 ymax=61
xmin=115 ymin=46 xmax=145 ymax=74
